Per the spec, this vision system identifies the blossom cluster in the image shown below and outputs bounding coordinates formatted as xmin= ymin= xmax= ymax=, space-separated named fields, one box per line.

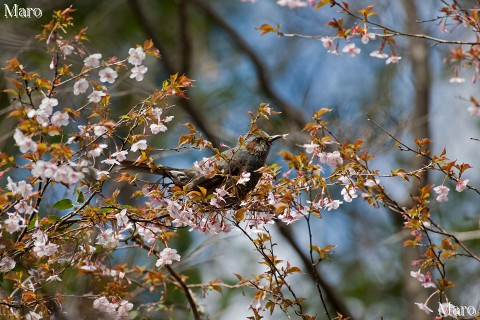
xmin=93 ymin=296 xmax=133 ymax=319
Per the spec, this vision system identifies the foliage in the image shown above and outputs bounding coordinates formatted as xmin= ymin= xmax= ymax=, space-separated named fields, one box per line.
xmin=0 ymin=2 xmax=479 ymax=319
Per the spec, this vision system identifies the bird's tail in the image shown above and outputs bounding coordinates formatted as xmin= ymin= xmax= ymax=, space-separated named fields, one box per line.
xmin=119 ymin=160 xmax=173 ymax=177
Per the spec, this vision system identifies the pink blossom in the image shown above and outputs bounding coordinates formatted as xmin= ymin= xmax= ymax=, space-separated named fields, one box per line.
xmin=364 ymin=178 xmax=379 ymax=188
xmin=116 ymin=209 xmax=132 ymax=230
xmin=84 ymin=53 xmax=102 ymax=68
xmin=324 ymin=198 xmax=342 ymax=211
xmin=33 ymin=232 xmax=59 ymax=257
xmin=93 ymin=296 xmax=118 ymax=315
xmin=13 ymin=129 xmax=37 ymax=153
xmin=386 ymin=55 xmax=402 ymax=64
xmin=276 ymin=0 xmax=308 ymax=8
xmin=61 ymin=44 xmax=74 ymax=56
xmin=449 ymin=77 xmax=465 ymax=84
xmin=361 ymin=31 xmax=376 ymax=44
xmin=96 ymin=229 xmax=122 ymax=249
xmin=415 ymin=302 xmax=433 ymax=314
xmin=193 ymin=157 xmax=216 ymax=175
xmin=7 ymin=177 xmax=33 ymax=199
xmin=370 ymin=50 xmax=388 ymax=59
xmin=433 ymin=185 xmax=449 ymax=202
xmin=128 ymin=47 xmax=146 ymax=66
xmin=302 ymin=142 xmax=319 ymax=154
xmin=111 ymin=150 xmax=128 ymax=162
xmin=156 ymin=248 xmax=181 ymax=267
xmin=130 ymin=65 xmax=148 ymax=81
xmin=131 ymin=140 xmax=148 ymax=152
xmin=73 ymin=78 xmax=89 ymax=95
xmin=342 ymin=43 xmax=361 ymax=57
xmin=88 ymin=144 xmax=108 ymax=158
xmin=237 ymin=171 xmax=251 ymax=185
xmin=455 ymin=179 xmax=469 ymax=192
xmin=117 ymin=300 xmax=134 ymax=317
xmin=0 ymin=256 xmax=16 ymax=272
xmin=467 ymin=106 xmax=480 ymax=118
xmin=4 ymin=212 xmax=25 ymax=233
xmin=150 ymin=123 xmax=168 ymax=134
xmin=99 ymin=67 xmax=118 ymax=84
xmin=39 ymin=97 xmax=58 ymax=115
xmin=14 ymin=200 xmax=35 ymax=215
xmin=341 ymin=186 xmax=358 ymax=202
xmin=88 ymin=90 xmax=106 ymax=103
xmin=93 ymin=125 xmax=108 ymax=137
xmin=25 ymin=311 xmax=42 ymax=320
xmin=51 ymin=111 xmax=69 ymax=127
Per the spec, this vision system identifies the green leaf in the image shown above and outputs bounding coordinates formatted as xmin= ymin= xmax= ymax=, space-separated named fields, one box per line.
xmin=53 ymin=198 xmax=73 ymax=210
xmin=76 ymin=189 xmax=85 ymax=203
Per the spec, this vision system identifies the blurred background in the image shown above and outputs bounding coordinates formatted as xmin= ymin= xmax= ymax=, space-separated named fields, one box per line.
xmin=0 ymin=0 xmax=479 ymax=319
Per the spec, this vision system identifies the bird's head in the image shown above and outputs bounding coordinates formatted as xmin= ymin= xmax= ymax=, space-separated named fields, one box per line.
xmin=243 ymin=130 xmax=287 ymax=155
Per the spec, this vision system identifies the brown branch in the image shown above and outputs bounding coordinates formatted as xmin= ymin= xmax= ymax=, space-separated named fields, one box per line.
xmin=333 ymin=1 xmax=480 ymax=45
xmin=276 ymin=224 xmax=351 ymax=318
xmin=127 ymin=0 xmax=222 ymax=147
xmin=190 ymin=0 xmax=307 ymax=130
xmin=133 ymin=237 xmax=201 ymax=320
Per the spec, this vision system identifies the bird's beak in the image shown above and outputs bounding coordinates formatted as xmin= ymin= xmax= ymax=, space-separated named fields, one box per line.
xmin=268 ymin=134 xmax=288 ymax=142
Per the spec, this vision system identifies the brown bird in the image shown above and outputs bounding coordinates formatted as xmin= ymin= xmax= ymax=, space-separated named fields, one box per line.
xmin=120 ymin=129 xmax=285 ymax=200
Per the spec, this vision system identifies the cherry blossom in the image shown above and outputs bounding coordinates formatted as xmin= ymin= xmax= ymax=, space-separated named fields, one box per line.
xmin=323 ymin=198 xmax=342 ymax=211
xmin=117 ymin=300 xmax=134 ymax=318
xmin=341 ymin=186 xmax=358 ymax=202
xmin=88 ymin=90 xmax=106 ymax=103
xmin=88 ymin=144 xmax=108 ymax=158
xmin=116 ymin=209 xmax=133 ymax=230
xmin=276 ymin=0 xmax=308 ymax=9
xmin=4 ymin=212 xmax=25 ymax=233
xmin=73 ymin=78 xmax=89 ymax=95
xmin=302 ymin=142 xmax=319 ymax=154
xmin=61 ymin=44 xmax=74 ymax=56
xmin=111 ymin=150 xmax=128 ymax=162
xmin=99 ymin=67 xmax=118 ymax=83
xmin=39 ymin=97 xmax=58 ymax=114
xmin=455 ymin=179 xmax=469 ymax=192
xmin=414 ymin=302 xmax=433 ymax=314
xmin=13 ymin=129 xmax=37 ymax=153
xmin=193 ymin=157 xmax=216 ymax=175
xmin=370 ymin=50 xmax=388 ymax=59
xmin=51 ymin=111 xmax=69 ymax=127
xmin=130 ymin=65 xmax=148 ymax=81
xmin=0 ymin=256 xmax=16 ymax=272
xmin=25 ymin=311 xmax=42 ymax=320
xmin=128 ymin=47 xmax=146 ymax=66
xmin=93 ymin=296 xmax=118 ymax=316
xmin=84 ymin=53 xmax=102 ymax=68
xmin=93 ymin=125 xmax=108 ymax=137
xmin=449 ymin=76 xmax=465 ymax=84
xmin=468 ymin=106 xmax=480 ymax=118
xmin=6 ymin=177 xmax=33 ymax=199
xmin=156 ymin=248 xmax=181 ymax=267
xmin=386 ymin=55 xmax=402 ymax=64
xmin=433 ymin=185 xmax=449 ymax=202
xmin=342 ymin=43 xmax=361 ymax=57
xmin=32 ymin=229 xmax=59 ymax=257
xmin=364 ymin=178 xmax=379 ymax=188
xmin=131 ymin=140 xmax=148 ymax=152
xmin=237 ymin=171 xmax=251 ymax=185
xmin=96 ymin=229 xmax=122 ymax=249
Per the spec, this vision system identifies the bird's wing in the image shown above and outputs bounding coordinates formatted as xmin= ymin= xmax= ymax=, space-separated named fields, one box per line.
xmin=186 ymin=157 xmax=244 ymax=191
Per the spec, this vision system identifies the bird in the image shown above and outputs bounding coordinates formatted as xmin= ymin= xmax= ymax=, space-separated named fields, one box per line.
xmin=120 ymin=129 xmax=286 ymax=201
